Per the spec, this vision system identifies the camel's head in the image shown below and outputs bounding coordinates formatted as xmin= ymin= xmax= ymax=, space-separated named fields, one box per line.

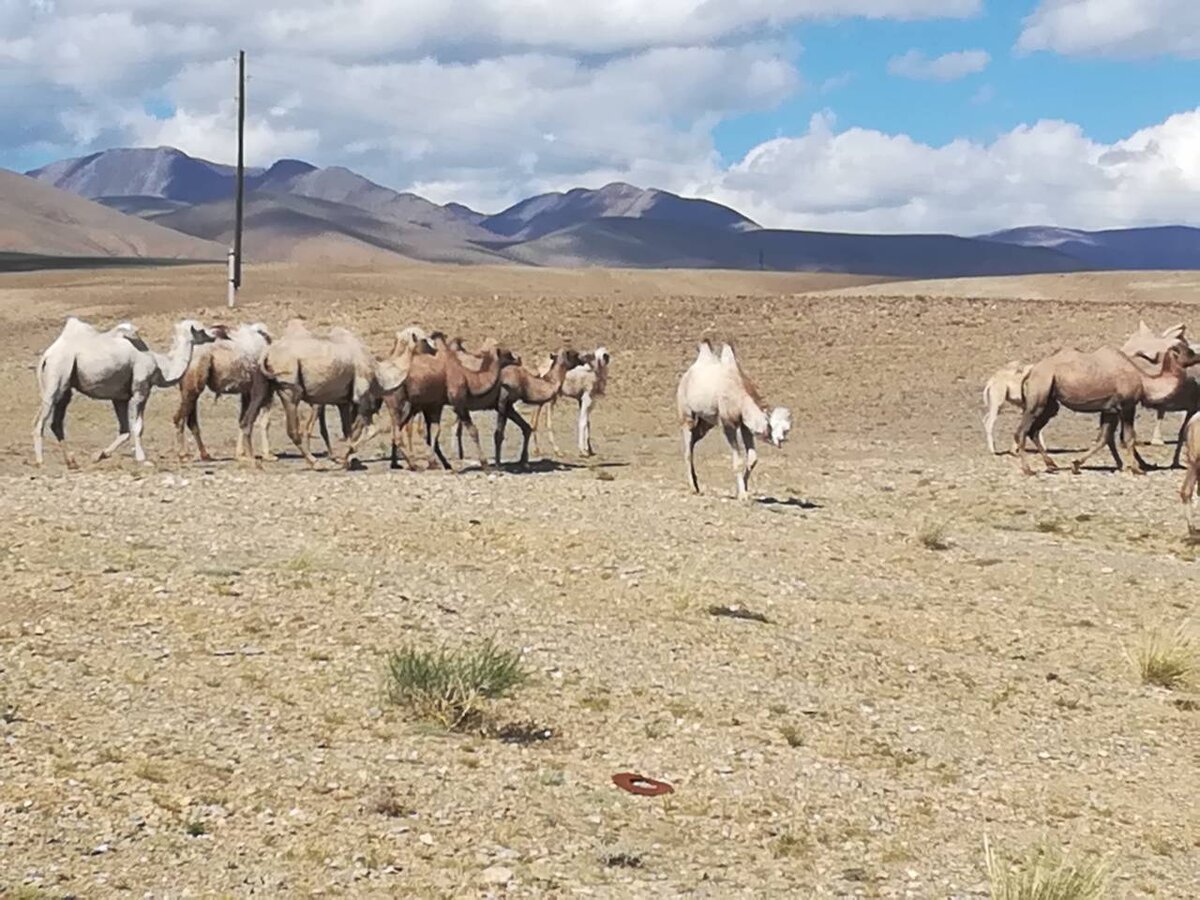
xmin=497 ymin=347 xmax=520 ymax=368
xmin=1124 ymin=322 xmax=1188 ymax=361
xmin=178 ymin=319 xmax=220 ymax=345
xmin=1169 ymin=342 xmax=1200 ymax=368
xmin=592 ymin=346 xmax=611 ymax=368
xmin=765 ymin=407 xmax=792 ymax=448
xmin=559 ymin=348 xmax=583 ymax=370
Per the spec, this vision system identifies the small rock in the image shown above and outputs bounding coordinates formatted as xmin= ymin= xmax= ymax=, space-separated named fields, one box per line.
xmin=479 ymin=865 xmax=513 ymax=886
xmin=419 ymin=833 xmax=434 ymax=846
xmin=90 ymin=843 xmax=110 ymax=855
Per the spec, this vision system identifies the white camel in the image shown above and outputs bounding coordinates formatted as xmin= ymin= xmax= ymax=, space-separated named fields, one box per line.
xmin=982 ymin=361 xmax=1041 ymax=455
xmin=34 ymin=317 xmax=219 ymax=468
xmin=677 ymin=340 xmax=791 ymax=499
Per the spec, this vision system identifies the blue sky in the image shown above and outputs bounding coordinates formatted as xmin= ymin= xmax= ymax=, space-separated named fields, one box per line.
xmin=4 ymin=0 xmax=1200 ymax=232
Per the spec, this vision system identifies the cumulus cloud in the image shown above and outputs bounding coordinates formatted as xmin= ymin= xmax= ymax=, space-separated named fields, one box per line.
xmin=1019 ymin=0 xmax=1200 ymax=58
xmin=708 ymin=109 xmax=1200 ymax=233
xmin=888 ymin=48 xmax=990 ymax=80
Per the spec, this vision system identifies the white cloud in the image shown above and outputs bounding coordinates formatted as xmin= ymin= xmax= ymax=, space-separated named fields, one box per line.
xmin=1019 ymin=0 xmax=1200 ymax=58
xmin=888 ymin=48 xmax=990 ymax=80
xmin=708 ymin=109 xmax=1200 ymax=233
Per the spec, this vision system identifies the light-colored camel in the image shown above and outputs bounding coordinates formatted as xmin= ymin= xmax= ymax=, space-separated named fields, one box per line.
xmin=982 ymin=361 xmax=1045 ymax=455
xmin=531 ymin=346 xmax=610 ymax=456
xmin=241 ymin=320 xmax=406 ymax=468
xmin=384 ymin=333 xmax=516 ymax=470
xmin=34 ymin=317 xmax=220 ymax=467
xmin=1014 ymin=341 xmax=1200 ymax=475
xmin=677 ymin=340 xmax=792 ymax=499
xmin=174 ymin=322 xmax=273 ymax=462
xmin=492 ymin=348 xmax=583 ymax=466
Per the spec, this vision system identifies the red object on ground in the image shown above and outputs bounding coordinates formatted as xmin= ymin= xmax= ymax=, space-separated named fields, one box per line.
xmin=611 ymin=772 xmax=674 ymax=796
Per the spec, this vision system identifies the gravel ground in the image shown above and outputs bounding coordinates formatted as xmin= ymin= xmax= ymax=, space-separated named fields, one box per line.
xmin=1 ymin=264 xmax=1199 ymax=898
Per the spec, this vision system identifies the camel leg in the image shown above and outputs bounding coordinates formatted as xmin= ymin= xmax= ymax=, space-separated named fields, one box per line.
xmin=723 ymin=424 xmax=748 ymax=500
xmin=500 ymin=404 xmax=533 ymax=467
xmin=530 ymin=403 xmax=543 ymax=456
xmin=541 ymin=399 xmax=562 ymax=455
xmin=173 ymin=392 xmax=194 ymax=461
xmin=1151 ymin=410 xmax=1167 ymax=446
xmin=1015 ymin=400 xmax=1056 ymax=475
xmin=258 ymin=398 xmax=275 ymax=461
xmin=188 ymin=396 xmax=212 ymax=462
xmin=982 ymin=385 xmax=1000 ymax=455
xmin=1120 ymin=408 xmax=1148 ymax=475
xmin=386 ymin=396 xmax=414 ymax=470
xmin=578 ymin=394 xmax=594 ymax=456
xmin=455 ymin=419 xmax=466 ymax=461
xmin=740 ymin=425 xmax=759 ymax=495
xmin=33 ymin=380 xmax=67 ymax=467
xmin=1172 ymin=410 xmax=1195 ymax=469
xmin=427 ymin=410 xmax=452 ymax=470
xmin=240 ymin=369 xmax=273 ymax=462
xmin=1182 ymin=449 xmax=1200 ymax=534
xmin=1070 ymin=413 xmax=1116 ymax=473
xmin=45 ymin=388 xmax=77 ymax=470
xmin=682 ymin=420 xmax=712 ymax=493
xmin=458 ymin=411 xmax=487 ymax=468
xmin=236 ymin=394 xmax=250 ymax=460
xmin=282 ymin=394 xmax=318 ymax=468
xmin=96 ymin=399 xmax=132 ymax=463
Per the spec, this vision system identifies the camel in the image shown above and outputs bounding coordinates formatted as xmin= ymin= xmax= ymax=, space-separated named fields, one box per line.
xmin=174 ymin=322 xmax=273 ymax=462
xmin=241 ymin=320 xmax=407 ymax=468
xmin=1014 ymin=341 xmax=1200 ymax=475
xmin=1179 ymin=415 xmax=1200 ymax=533
xmin=384 ymin=333 xmax=516 ymax=470
xmin=492 ymin=348 xmax=583 ymax=466
xmin=677 ymin=340 xmax=792 ymax=499
xmin=1122 ymin=322 xmax=1198 ymax=465
xmin=34 ymin=317 xmax=220 ymax=468
xmin=982 ymin=361 xmax=1045 ymax=455
xmin=531 ymin=346 xmax=610 ymax=456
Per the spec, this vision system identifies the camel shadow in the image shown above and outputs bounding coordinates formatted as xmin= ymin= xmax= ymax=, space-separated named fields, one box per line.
xmin=757 ymin=495 xmax=822 ymax=510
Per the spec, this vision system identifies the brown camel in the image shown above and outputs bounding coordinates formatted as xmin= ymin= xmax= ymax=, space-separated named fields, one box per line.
xmin=1015 ymin=342 xmax=1200 ymax=475
xmin=492 ymin=348 xmax=583 ymax=466
xmin=174 ymin=322 xmax=273 ymax=462
xmin=385 ymin=333 xmax=516 ymax=470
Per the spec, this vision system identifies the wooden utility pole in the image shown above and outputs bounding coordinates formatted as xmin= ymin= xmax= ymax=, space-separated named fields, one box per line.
xmin=229 ymin=49 xmax=246 ymax=308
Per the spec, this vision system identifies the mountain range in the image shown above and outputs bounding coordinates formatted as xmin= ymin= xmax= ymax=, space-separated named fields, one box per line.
xmin=8 ymin=145 xmax=1200 ymax=276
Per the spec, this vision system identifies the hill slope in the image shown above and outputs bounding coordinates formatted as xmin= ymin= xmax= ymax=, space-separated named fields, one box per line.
xmin=482 ymin=182 xmax=758 ymax=240
xmin=507 ymin=217 xmax=1085 ymax=277
xmin=985 ymin=225 xmax=1200 ymax=270
xmin=0 ymin=168 xmax=225 ymax=260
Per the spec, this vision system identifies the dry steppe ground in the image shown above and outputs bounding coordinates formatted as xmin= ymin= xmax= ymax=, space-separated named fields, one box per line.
xmin=2 ymin=264 xmax=1200 ymax=898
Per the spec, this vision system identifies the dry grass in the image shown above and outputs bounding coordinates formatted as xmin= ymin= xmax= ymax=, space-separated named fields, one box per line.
xmin=1132 ymin=623 xmax=1197 ymax=690
xmin=384 ymin=640 xmax=526 ymax=728
xmin=984 ymin=838 xmax=1112 ymax=900
xmin=917 ymin=520 xmax=953 ymax=551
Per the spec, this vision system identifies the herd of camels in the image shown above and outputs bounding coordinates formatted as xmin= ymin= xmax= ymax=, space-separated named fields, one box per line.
xmin=30 ymin=315 xmax=792 ymax=499
xmin=983 ymin=320 xmax=1200 ymax=530
xmin=32 ymin=313 xmax=1200 ymax=516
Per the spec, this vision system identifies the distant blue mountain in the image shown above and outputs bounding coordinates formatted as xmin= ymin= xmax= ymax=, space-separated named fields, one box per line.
xmin=984 ymin=225 xmax=1200 ymax=270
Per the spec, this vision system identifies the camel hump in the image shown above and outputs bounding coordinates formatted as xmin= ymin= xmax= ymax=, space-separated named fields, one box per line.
xmin=718 ymin=343 xmax=738 ymax=367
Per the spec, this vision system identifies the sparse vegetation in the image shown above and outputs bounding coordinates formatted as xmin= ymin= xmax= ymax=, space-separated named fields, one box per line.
xmin=707 ymin=604 xmax=770 ymax=623
xmin=1132 ymin=624 xmax=1196 ymax=690
xmin=186 ymin=820 xmax=208 ymax=837
xmin=384 ymin=639 xmax=526 ymax=729
xmin=779 ymin=724 xmax=804 ymax=747
xmin=984 ymin=838 xmax=1112 ymax=900
xmin=370 ymin=787 xmax=412 ymax=818
xmin=917 ymin=520 xmax=952 ymax=551
xmin=601 ymin=850 xmax=643 ymax=868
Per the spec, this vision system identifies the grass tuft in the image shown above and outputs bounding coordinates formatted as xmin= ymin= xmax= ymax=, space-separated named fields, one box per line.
xmin=984 ymin=837 xmax=1112 ymax=900
xmin=1132 ymin=624 xmax=1196 ymax=690
xmin=917 ymin=521 xmax=952 ymax=551
xmin=384 ymin=639 xmax=526 ymax=729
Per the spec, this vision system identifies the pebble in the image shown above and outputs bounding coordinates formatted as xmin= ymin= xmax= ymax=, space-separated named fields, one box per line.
xmin=479 ymin=865 xmax=513 ymax=885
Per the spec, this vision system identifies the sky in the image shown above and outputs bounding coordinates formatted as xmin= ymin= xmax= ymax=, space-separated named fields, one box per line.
xmin=1 ymin=0 xmax=1199 ymax=233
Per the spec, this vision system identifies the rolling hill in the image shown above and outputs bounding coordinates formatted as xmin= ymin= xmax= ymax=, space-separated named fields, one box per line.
xmin=984 ymin=225 xmax=1200 ymax=270
xmin=0 ymin=168 xmax=225 ymax=261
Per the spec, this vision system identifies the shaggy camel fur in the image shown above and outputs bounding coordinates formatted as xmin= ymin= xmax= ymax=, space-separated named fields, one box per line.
xmin=677 ymin=340 xmax=792 ymax=499
xmin=982 ymin=361 xmax=1045 ymax=455
xmin=531 ymin=346 xmax=610 ymax=456
xmin=174 ymin=322 xmax=273 ymax=462
xmin=385 ymin=333 xmax=517 ymax=470
xmin=492 ymin=348 xmax=583 ymax=466
xmin=34 ymin=317 xmax=219 ymax=467
xmin=1015 ymin=342 xmax=1200 ymax=475
xmin=242 ymin=320 xmax=406 ymax=468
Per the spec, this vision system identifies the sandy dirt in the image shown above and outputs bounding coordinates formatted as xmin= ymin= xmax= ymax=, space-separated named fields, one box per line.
xmin=1 ymin=264 xmax=1199 ymax=898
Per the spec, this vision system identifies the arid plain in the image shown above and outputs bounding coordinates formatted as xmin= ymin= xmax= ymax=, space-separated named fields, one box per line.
xmin=2 ymin=263 xmax=1200 ymax=898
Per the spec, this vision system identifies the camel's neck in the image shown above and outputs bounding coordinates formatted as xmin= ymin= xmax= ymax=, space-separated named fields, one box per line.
xmin=154 ymin=330 xmax=196 ymax=387
xmin=739 ymin=392 xmax=770 ymax=436
xmin=1143 ymin=354 xmax=1186 ymax=405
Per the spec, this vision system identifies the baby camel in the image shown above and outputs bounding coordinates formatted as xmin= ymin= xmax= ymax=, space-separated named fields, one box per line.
xmin=677 ymin=340 xmax=792 ymax=499
xmin=493 ymin=348 xmax=583 ymax=466
xmin=982 ymin=361 xmax=1044 ymax=455
xmin=34 ymin=317 xmax=219 ymax=467
xmin=531 ymin=346 xmax=611 ymax=456
xmin=1179 ymin=415 xmax=1200 ymax=533
xmin=174 ymin=322 xmax=273 ymax=462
